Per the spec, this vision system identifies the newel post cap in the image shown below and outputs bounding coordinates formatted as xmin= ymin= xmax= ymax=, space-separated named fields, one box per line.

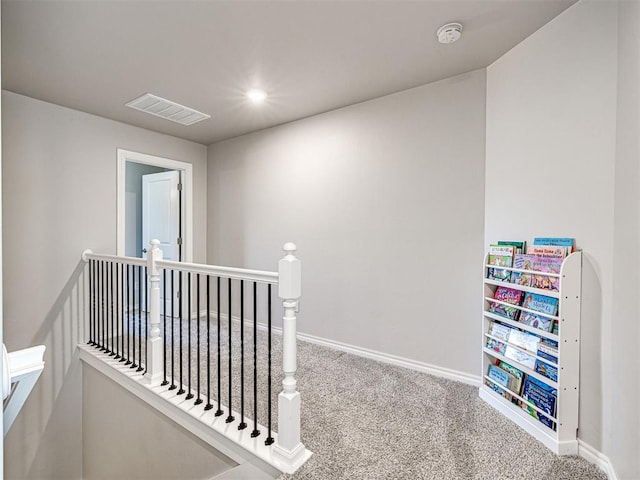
xmin=279 ymin=242 xmax=301 ymax=300
xmin=81 ymin=249 xmax=93 ymax=262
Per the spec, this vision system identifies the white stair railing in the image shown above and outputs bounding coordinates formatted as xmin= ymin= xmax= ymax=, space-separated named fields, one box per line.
xmin=80 ymin=242 xmax=311 ymax=474
xmin=3 ymin=344 xmax=46 ymax=436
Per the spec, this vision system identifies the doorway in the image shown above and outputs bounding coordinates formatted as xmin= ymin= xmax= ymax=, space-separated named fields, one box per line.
xmin=116 ymin=149 xmax=193 ymax=262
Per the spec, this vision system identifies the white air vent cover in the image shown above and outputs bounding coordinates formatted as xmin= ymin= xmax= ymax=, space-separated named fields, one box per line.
xmin=125 ymin=93 xmax=210 ymax=126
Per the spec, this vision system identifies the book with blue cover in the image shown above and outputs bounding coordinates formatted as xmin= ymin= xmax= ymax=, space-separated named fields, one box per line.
xmin=521 ymin=376 xmax=557 ymax=429
xmin=533 ymin=237 xmax=574 ymax=254
xmin=537 ymin=339 xmax=559 ymax=363
xmin=522 ymin=292 xmax=559 ymax=317
xmin=519 ymin=311 xmax=553 ymax=333
xmin=535 ymin=359 xmax=558 ymax=382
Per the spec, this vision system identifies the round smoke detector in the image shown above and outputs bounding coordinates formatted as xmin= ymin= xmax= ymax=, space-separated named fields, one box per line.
xmin=437 ymin=22 xmax=463 ymax=44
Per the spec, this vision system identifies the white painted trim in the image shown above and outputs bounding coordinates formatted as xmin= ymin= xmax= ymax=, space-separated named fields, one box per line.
xmin=116 ymin=149 xmax=193 ymax=262
xmin=204 ymin=311 xmax=481 ymax=387
xmin=79 ymin=345 xmax=311 ymax=475
xmin=578 ymin=440 xmax=618 ymax=480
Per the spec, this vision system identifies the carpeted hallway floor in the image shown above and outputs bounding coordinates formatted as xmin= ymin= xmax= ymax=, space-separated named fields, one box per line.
xmin=281 ymin=340 xmax=606 ymax=480
xmin=158 ymin=317 xmax=607 ymax=480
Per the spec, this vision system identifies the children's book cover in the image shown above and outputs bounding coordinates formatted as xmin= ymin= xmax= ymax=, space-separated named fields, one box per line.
xmin=504 ymin=346 xmax=536 ymax=369
xmin=537 ymin=339 xmax=559 ymax=363
xmin=511 ymin=271 xmax=534 ymax=287
xmin=489 ymin=286 xmax=524 ymax=320
xmin=499 ymin=361 xmax=524 ymax=395
xmin=532 ymin=274 xmax=560 ymax=292
xmin=508 ymin=329 xmax=541 ymax=353
xmin=533 ymin=237 xmax=574 ymax=253
xmin=513 ymin=254 xmax=537 ymax=271
xmin=488 ymin=365 xmax=513 ymax=389
xmin=488 ymin=245 xmax=515 ymax=267
xmin=522 ymin=293 xmax=559 ymax=317
xmin=497 ymin=241 xmax=526 ymax=254
xmin=490 ymin=322 xmax=511 ymax=341
xmin=527 ymin=245 xmax=567 ymax=259
xmin=535 ymin=359 xmax=558 ymax=382
xmin=486 ymin=337 xmax=506 ymax=355
xmin=519 ymin=311 xmax=553 ymax=332
xmin=532 ymin=256 xmax=563 ymax=274
xmin=522 ymin=376 xmax=557 ymax=417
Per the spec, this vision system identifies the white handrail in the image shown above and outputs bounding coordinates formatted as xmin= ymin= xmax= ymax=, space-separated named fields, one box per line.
xmin=81 ymin=241 xmax=308 ymax=473
xmin=3 ymin=344 xmax=46 ymax=436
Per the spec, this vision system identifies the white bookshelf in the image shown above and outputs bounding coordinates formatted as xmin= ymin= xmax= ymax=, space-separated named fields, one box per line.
xmin=479 ymin=251 xmax=581 ymax=455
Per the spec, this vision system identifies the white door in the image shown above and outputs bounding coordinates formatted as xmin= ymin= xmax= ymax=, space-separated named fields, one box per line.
xmin=142 ymin=170 xmax=181 ymax=312
xmin=142 ymin=170 xmax=181 ymax=261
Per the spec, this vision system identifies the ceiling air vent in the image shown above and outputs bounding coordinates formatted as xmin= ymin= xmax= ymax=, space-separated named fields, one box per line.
xmin=125 ymin=93 xmax=210 ymax=126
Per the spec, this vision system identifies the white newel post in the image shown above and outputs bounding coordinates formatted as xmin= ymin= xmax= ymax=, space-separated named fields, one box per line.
xmin=143 ymin=239 xmax=163 ymax=385
xmin=273 ymin=243 xmax=307 ymax=471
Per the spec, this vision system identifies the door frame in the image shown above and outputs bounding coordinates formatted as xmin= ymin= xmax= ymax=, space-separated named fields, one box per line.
xmin=116 ymin=149 xmax=193 ymax=262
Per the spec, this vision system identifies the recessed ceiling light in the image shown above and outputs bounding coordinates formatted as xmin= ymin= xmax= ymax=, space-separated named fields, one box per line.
xmin=437 ymin=22 xmax=463 ymax=44
xmin=246 ymin=89 xmax=267 ymax=102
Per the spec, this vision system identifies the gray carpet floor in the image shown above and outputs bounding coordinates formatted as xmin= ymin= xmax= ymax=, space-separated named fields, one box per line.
xmin=125 ymin=316 xmax=607 ymax=480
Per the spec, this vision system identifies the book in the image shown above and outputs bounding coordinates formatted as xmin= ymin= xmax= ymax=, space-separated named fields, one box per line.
xmin=486 ymin=337 xmax=506 ymax=355
xmin=533 ymin=237 xmax=574 ymax=254
xmin=485 ymin=379 xmax=510 ymax=400
xmin=527 ymin=245 xmax=567 ymax=259
xmin=519 ymin=311 xmax=553 ymax=333
xmin=487 ymin=364 xmax=513 ymax=389
xmin=489 ymin=322 xmax=511 ymax=341
xmin=522 ymin=293 xmax=559 ymax=317
xmin=508 ymin=329 xmax=540 ymax=353
xmin=521 ymin=376 xmax=557 ymax=429
xmin=537 ymin=339 xmax=559 ymax=363
xmin=487 ymin=245 xmax=515 ymax=282
xmin=499 ymin=361 xmax=524 ymax=396
xmin=488 ymin=245 xmax=515 ymax=267
xmin=504 ymin=345 xmax=536 ymax=369
xmin=532 ymin=256 xmax=563 ymax=274
xmin=488 ymin=286 xmax=524 ymax=321
xmin=535 ymin=359 xmax=558 ymax=382
xmin=511 ymin=271 xmax=534 ymax=287
xmin=497 ymin=240 xmax=526 ymax=254
xmin=531 ymin=273 xmax=560 ymax=291
xmin=513 ymin=254 xmax=537 ymax=271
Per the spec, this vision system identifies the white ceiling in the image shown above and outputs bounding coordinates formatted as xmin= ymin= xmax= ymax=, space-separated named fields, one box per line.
xmin=1 ymin=0 xmax=575 ymax=145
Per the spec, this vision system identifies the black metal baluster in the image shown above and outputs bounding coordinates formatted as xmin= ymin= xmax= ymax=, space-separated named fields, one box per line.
xmin=110 ymin=261 xmax=115 ymax=356
xmin=251 ymin=281 xmax=260 ymax=438
xmin=138 ymin=265 xmax=144 ymax=372
xmin=101 ymin=261 xmax=106 ymax=351
xmin=177 ymin=270 xmax=185 ymax=395
xmin=143 ymin=266 xmax=148 ymax=373
xmin=195 ymin=274 xmax=202 ymax=405
xmin=226 ymin=278 xmax=234 ymax=423
xmin=125 ymin=265 xmax=132 ymax=365
xmin=106 ymin=261 xmax=111 ymax=353
xmin=169 ymin=270 xmax=177 ymax=391
xmin=88 ymin=260 xmax=93 ymax=345
xmin=131 ymin=265 xmax=138 ymax=369
xmin=186 ymin=272 xmax=194 ymax=400
xmin=119 ymin=264 xmax=126 ymax=363
xmin=205 ymin=276 xmax=212 ymax=410
xmin=162 ymin=269 xmax=169 ymax=386
xmin=115 ymin=263 xmax=121 ymax=360
xmin=239 ymin=280 xmax=247 ymax=430
xmin=265 ymin=284 xmax=274 ymax=445
xmin=215 ymin=276 xmax=223 ymax=417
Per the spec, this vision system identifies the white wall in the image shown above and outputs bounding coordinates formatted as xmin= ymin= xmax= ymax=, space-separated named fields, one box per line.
xmin=208 ymin=70 xmax=486 ymax=377
xmin=486 ymin=0 xmax=636 ymax=476
xmin=83 ymin=366 xmax=236 ymax=479
xmin=1 ymin=90 xmax=207 ymax=479
xmin=610 ymin=1 xmax=640 ymax=478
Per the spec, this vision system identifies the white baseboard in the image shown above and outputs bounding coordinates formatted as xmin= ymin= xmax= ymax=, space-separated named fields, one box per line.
xmin=199 ymin=310 xmax=480 ymax=387
xmin=578 ymin=440 xmax=618 ymax=480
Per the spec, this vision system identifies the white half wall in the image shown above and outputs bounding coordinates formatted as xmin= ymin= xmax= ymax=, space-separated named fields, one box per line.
xmin=1 ymin=90 xmax=207 ymax=479
xmin=486 ymin=1 xmax=637 ymax=477
xmin=207 ymin=70 xmax=486 ymax=378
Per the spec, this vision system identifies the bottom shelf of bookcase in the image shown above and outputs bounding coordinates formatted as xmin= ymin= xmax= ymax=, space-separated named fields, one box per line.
xmin=479 ymin=385 xmax=577 ymax=455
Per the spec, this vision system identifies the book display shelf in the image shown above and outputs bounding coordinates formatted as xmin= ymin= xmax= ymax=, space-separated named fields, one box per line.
xmin=480 ymin=251 xmax=582 ymax=455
